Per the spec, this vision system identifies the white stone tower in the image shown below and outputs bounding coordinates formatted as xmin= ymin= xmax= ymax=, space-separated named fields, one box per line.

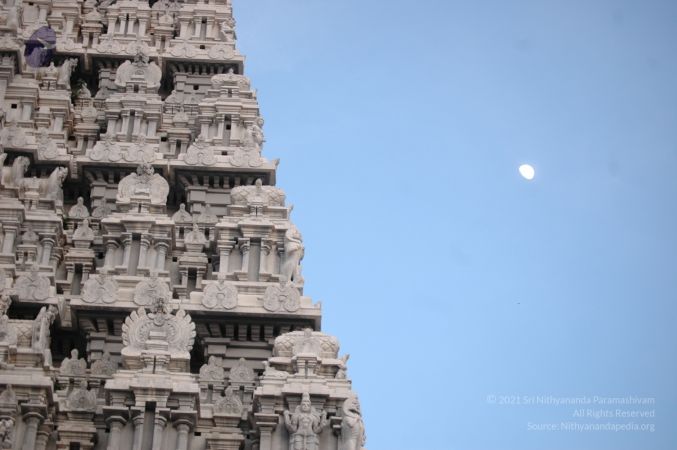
xmin=0 ymin=1 xmax=366 ymax=449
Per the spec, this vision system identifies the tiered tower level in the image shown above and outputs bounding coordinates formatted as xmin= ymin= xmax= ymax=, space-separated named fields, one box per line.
xmin=0 ymin=1 xmax=367 ymax=449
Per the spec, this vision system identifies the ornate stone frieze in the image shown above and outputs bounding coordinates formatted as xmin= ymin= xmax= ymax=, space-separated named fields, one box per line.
xmin=133 ymin=273 xmax=171 ymax=307
xmin=202 ymin=277 xmax=237 ymax=310
xmin=230 ymin=179 xmax=285 ymax=207
xmin=122 ymin=300 xmax=195 ymax=354
xmin=185 ymin=134 xmax=215 ymax=166
xmin=199 ymin=356 xmax=225 ymax=382
xmin=65 ymin=380 xmax=97 ymax=412
xmin=14 ymin=266 xmax=50 ymax=301
xmin=82 ymin=273 xmax=117 ymax=304
xmin=90 ymin=352 xmax=117 ymax=377
xmin=228 ymin=358 xmax=255 ymax=383
xmin=273 ymin=329 xmax=340 ymax=359
xmin=262 ymin=282 xmax=300 ymax=313
xmin=117 ymin=163 xmax=169 ymax=206
xmin=213 ymin=387 xmax=243 ymax=416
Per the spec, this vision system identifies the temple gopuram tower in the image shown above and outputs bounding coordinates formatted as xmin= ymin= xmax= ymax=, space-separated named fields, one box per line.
xmin=0 ymin=0 xmax=367 ymax=449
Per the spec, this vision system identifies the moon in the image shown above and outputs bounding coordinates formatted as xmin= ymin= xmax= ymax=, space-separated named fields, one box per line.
xmin=519 ymin=164 xmax=535 ymax=181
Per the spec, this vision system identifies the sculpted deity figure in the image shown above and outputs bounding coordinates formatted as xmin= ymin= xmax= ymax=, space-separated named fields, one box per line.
xmin=90 ymin=351 xmax=117 ymax=376
xmin=336 ymin=354 xmax=350 ymax=379
xmin=15 ymin=264 xmax=50 ymax=301
xmin=0 ymin=294 xmax=16 ymax=346
xmin=31 ymin=305 xmax=57 ymax=351
xmin=3 ymin=155 xmax=29 ymax=187
xmin=199 ymin=356 xmax=224 ymax=381
xmin=172 ymin=203 xmax=193 ymax=222
xmin=0 ymin=417 xmax=13 ymax=449
xmin=184 ymin=223 xmax=207 ymax=246
xmin=219 ymin=17 xmax=236 ymax=40
xmin=60 ymin=348 xmax=87 ymax=377
xmin=339 ymin=395 xmax=366 ymax=450
xmin=281 ymin=225 xmax=304 ymax=284
xmin=73 ymin=219 xmax=94 ymax=242
xmin=283 ymin=392 xmax=328 ymax=450
xmin=198 ymin=204 xmax=217 ymax=224
xmin=57 ymin=58 xmax=78 ymax=89
xmin=68 ymin=197 xmax=90 ymax=219
xmin=38 ymin=166 xmax=68 ymax=201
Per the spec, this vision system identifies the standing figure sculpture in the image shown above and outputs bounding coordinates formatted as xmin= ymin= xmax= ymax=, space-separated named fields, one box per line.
xmin=31 ymin=305 xmax=58 ymax=360
xmin=283 ymin=392 xmax=328 ymax=450
xmin=281 ymin=225 xmax=304 ymax=284
xmin=339 ymin=395 xmax=366 ymax=450
xmin=56 ymin=58 xmax=78 ymax=89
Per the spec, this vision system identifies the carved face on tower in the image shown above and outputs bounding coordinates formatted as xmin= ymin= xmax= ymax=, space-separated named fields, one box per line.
xmin=300 ymin=394 xmax=311 ymax=413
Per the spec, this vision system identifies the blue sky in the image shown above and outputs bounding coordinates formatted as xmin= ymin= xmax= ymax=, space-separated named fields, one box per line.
xmin=234 ymin=1 xmax=677 ymax=449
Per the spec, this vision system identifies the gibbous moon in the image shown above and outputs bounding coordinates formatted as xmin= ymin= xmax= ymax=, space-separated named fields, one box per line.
xmin=519 ymin=164 xmax=535 ymax=180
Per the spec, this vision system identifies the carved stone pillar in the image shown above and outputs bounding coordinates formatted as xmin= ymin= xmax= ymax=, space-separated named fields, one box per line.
xmin=21 ymin=411 xmax=44 ymax=450
xmin=131 ymin=412 xmax=144 ymax=450
xmin=137 ymin=234 xmax=151 ymax=269
xmin=1 ymin=226 xmax=17 ymax=254
xmin=151 ymin=413 xmax=168 ymax=450
xmin=40 ymin=238 xmax=55 ymax=266
xmin=104 ymin=240 xmax=119 ymax=268
xmin=238 ymin=239 xmax=250 ymax=274
xmin=218 ymin=240 xmax=235 ymax=274
xmin=174 ymin=421 xmax=191 ymax=450
xmin=155 ymin=242 xmax=169 ymax=271
xmin=120 ymin=233 xmax=132 ymax=270
xmin=105 ymin=417 xmax=127 ymax=450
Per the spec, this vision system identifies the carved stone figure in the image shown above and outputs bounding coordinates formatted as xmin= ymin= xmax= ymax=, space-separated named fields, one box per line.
xmin=213 ymin=387 xmax=243 ymax=416
xmin=117 ymin=163 xmax=169 ymax=205
xmin=336 ymin=354 xmax=350 ymax=379
xmin=90 ymin=351 xmax=117 ymax=376
xmin=228 ymin=358 xmax=255 ymax=383
xmin=197 ymin=204 xmax=218 ymax=224
xmin=281 ymin=225 xmax=304 ymax=284
xmin=172 ymin=203 xmax=192 ymax=222
xmin=199 ymin=356 xmax=224 ymax=381
xmin=262 ymin=282 xmax=300 ymax=313
xmin=68 ymin=197 xmax=90 ymax=219
xmin=38 ymin=166 xmax=68 ymax=201
xmin=0 ymin=417 xmax=13 ymax=449
xmin=60 ymin=348 xmax=87 ymax=377
xmin=133 ymin=273 xmax=171 ymax=307
xmin=82 ymin=273 xmax=118 ymax=304
xmin=72 ymin=219 xmax=95 ymax=242
xmin=0 ymin=123 xmax=27 ymax=149
xmin=90 ymin=132 xmax=122 ymax=161
xmin=57 ymin=58 xmax=78 ymax=89
xmin=283 ymin=392 xmax=328 ymax=450
xmin=0 ymin=385 xmax=16 ymax=406
xmin=184 ymin=223 xmax=207 ymax=246
xmin=65 ymin=379 xmax=97 ymax=412
xmin=31 ymin=305 xmax=58 ymax=351
xmin=0 ymin=295 xmax=16 ymax=346
xmin=36 ymin=128 xmax=58 ymax=159
xmin=14 ymin=265 xmax=50 ymax=301
xmin=91 ymin=203 xmax=113 ymax=219
xmin=339 ymin=395 xmax=366 ymax=450
xmin=261 ymin=361 xmax=288 ymax=379
xmin=2 ymin=155 xmax=28 ymax=187
xmin=202 ymin=276 xmax=237 ymax=309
